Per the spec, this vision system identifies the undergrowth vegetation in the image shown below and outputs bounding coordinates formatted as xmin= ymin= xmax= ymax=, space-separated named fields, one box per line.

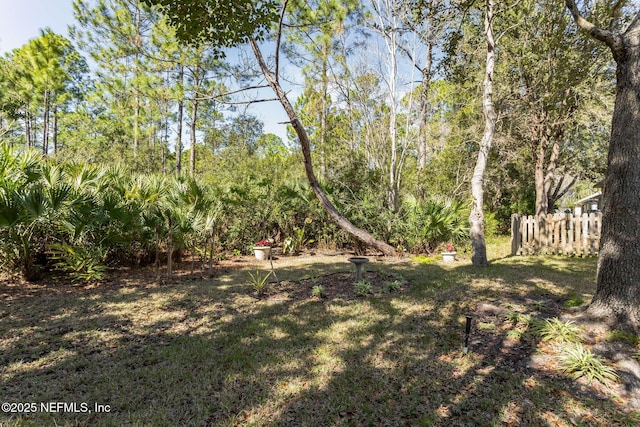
xmin=0 ymin=144 xmax=472 ymax=281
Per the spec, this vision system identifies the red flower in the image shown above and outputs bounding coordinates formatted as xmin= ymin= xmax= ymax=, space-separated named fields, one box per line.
xmin=446 ymin=244 xmax=455 ymax=252
xmin=255 ymin=240 xmax=271 ymax=246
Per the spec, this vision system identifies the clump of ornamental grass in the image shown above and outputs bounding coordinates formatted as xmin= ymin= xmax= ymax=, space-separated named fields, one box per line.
xmin=559 ymin=343 xmax=618 ymax=385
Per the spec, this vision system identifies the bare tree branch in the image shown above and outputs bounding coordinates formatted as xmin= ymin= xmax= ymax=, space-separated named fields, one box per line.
xmin=211 ymin=97 xmax=280 ymax=105
xmin=275 ymin=0 xmax=289 ymax=80
xmin=192 ymin=84 xmax=271 ymax=101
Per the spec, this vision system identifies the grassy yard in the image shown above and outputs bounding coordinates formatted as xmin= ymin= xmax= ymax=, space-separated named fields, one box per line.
xmin=1 ymin=240 xmax=639 ymax=426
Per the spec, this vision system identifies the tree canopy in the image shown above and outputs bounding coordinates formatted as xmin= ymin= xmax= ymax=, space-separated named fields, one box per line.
xmin=143 ymin=0 xmax=279 ymax=54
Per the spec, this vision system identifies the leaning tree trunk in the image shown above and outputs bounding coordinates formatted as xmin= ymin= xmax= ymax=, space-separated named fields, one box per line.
xmin=469 ymin=0 xmax=496 ymax=268
xmin=250 ymin=39 xmax=397 ymax=256
xmin=566 ymin=1 xmax=640 ymax=329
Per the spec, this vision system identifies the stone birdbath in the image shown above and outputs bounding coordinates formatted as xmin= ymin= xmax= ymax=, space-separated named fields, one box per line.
xmin=348 ymin=257 xmax=369 ymax=282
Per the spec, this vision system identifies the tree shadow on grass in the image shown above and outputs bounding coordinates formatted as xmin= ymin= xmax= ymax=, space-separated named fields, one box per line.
xmin=1 ymin=255 xmax=637 ymax=426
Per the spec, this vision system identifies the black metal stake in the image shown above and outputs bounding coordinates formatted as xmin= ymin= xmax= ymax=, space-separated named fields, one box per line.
xmin=464 ymin=316 xmax=472 ymax=354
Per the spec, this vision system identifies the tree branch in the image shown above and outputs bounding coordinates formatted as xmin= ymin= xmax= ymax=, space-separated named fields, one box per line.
xmin=194 ymin=84 xmax=271 ymax=100
xmin=211 ymin=97 xmax=280 ymax=105
xmin=565 ymin=0 xmax=624 ymax=59
xmin=275 ymin=0 xmax=289 ymax=80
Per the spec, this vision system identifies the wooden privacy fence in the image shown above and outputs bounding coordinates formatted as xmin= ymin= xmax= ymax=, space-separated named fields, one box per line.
xmin=511 ymin=213 xmax=602 ymax=256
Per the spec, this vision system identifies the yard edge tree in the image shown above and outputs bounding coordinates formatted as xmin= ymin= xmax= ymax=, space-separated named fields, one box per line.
xmin=147 ymin=0 xmax=398 ymax=256
xmin=469 ymin=0 xmax=496 ymax=267
xmin=565 ymin=1 xmax=640 ymax=330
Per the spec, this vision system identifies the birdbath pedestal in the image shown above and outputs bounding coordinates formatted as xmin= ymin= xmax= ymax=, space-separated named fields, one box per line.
xmin=348 ymin=257 xmax=369 ymax=282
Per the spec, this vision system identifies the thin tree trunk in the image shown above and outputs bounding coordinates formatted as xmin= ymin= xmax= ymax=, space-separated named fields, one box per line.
xmin=542 ymin=138 xmax=562 ymax=211
xmin=150 ymin=123 xmax=156 ymax=167
xmin=208 ymin=231 xmax=215 ymax=276
xmin=52 ymin=106 xmax=58 ymax=155
xmin=167 ymin=220 xmax=173 ymax=279
xmin=189 ymin=97 xmax=198 ymax=177
xmin=534 ymin=139 xmax=548 ymax=215
xmin=190 ymin=242 xmax=195 ymax=276
xmin=30 ymin=114 xmax=36 ymax=149
xmin=548 ymin=175 xmax=577 ymax=211
xmin=133 ymin=3 xmax=141 ymax=158
xmin=386 ymin=8 xmax=399 ymax=212
xmin=162 ymin=108 xmax=168 ymax=174
xmin=250 ymin=38 xmax=397 ymax=256
xmin=133 ymin=101 xmax=140 ymax=157
xmin=418 ymin=37 xmax=434 ymax=171
xmin=24 ymin=110 xmax=32 ymax=149
xmin=176 ymin=64 xmax=184 ymax=174
xmin=320 ymin=44 xmax=328 ymax=179
xmin=155 ymin=227 xmax=160 ymax=282
xmin=469 ymin=0 xmax=497 ymax=268
xmin=42 ymin=91 xmax=50 ymax=156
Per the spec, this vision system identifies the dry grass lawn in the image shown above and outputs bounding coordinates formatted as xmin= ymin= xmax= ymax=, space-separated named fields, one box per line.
xmin=1 ymin=239 xmax=640 ymax=426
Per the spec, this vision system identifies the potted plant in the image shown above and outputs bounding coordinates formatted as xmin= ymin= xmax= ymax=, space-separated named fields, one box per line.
xmin=441 ymin=243 xmax=456 ymax=262
xmin=253 ymin=240 xmax=272 ymax=260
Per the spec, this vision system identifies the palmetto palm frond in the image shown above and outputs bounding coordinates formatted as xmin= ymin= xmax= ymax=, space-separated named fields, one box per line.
xmin=0 ymin=189 xmax=23 ymax=227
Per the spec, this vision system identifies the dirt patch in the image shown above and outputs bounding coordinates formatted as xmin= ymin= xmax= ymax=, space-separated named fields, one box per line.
xmin=256 ymin=270 xmax=408 ymax=302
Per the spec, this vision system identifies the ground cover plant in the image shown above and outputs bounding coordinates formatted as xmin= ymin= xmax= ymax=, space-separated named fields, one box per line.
xmin=1 ymin=241 xmax=640 ymax=426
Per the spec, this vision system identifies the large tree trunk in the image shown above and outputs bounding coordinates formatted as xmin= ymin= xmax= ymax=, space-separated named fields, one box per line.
xmin=469 ymin=0 xmax=496 ymax=268
xmin=250 ymin=39 xmax=397 ymax=256
xmin=590 ymin=47 xmax=640 ymax=327
xmin=566 ymin=1 xmax=640 ymax=330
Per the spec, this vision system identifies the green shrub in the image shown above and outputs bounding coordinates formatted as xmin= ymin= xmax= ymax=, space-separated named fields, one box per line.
xmin=383 ymin=280 xmax=403 ymax=292
xmin=49 ymin=243 xmax=107 ymax=282
xmin=355 ymin=279 xmax=373 ymax=296
xmin=311 ymin=285 xmax=326 ymax=299
xmin=248 ymin=269 xmax=272 ymax=295
xmin=559 ymin=343 xmax=618 ymax=384
xmin=401 ymin=195 xmax=468 ymax=253
xmin=537 ymin=318 xmax=582 ymax=343
xmin=605 ymin=330 xmax=640 ymax=346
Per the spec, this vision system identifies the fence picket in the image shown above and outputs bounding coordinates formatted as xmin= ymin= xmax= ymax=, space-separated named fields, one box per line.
xmin=511 ymin=212 xmax=601 ymax=256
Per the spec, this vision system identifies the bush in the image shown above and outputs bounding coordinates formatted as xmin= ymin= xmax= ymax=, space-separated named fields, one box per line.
xmin=311 ymin=285 xmax=326 ymax=298
xmin=355 ymin=279 xmax=373 ymax=296
xmin=537 ymin=318 xmax=582 ymax=343
xmin=49 ymin=243 xmax=107 ymax=282
xmin=401 ymin=195 xmax=468 ymax=253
